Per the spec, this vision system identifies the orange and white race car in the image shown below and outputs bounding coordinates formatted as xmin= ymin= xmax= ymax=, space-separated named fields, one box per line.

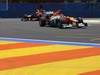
xmin=39 ymin=10 xmax=88 ymax=29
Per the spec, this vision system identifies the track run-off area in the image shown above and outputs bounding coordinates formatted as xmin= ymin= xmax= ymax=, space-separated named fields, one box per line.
xmin=0 ymin=18 xmax=100 ymax=75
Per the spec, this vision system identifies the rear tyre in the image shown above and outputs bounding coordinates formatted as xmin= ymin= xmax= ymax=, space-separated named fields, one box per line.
xmin=58 ymin=24 xmax=63 ymax=29
xmin=39 ymin=19 xmax=46 ymax=27
xmin=56 ymin=19 xmax=63 ymax=29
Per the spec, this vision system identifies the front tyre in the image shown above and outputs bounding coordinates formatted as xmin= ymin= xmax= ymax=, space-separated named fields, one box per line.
xmin=84 ymin=23 xmax=88 ymax=27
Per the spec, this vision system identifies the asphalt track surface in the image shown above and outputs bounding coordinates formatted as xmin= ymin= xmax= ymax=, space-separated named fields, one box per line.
xmin=0 ymin=18 xmax=100 ymax=44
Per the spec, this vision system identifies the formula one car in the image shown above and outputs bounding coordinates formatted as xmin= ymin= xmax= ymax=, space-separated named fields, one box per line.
xmin=39 ymin=10 xmax=88 ymax=29
xmin=21 ymin=13 xmax=38 ymax=21
xmin=21 ymin=8 xmax=54 ymax=21
xmin=21 ymin=8 xmax=47 ymax=21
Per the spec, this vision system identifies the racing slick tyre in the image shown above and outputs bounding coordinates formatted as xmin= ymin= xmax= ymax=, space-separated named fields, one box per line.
xmin=58 ymin=24 xmax=63 ymax=29
xmin=58 ymin=23 xmax=65 ymax=29
xmin=39 ymin=19 xmax=46 ymax=27
xmin=21 ymin=18 xmax=24 ymax=21
xmin=49 ymin=19 xmax=63 ymax=28
xmin=21 ymin=16 xmax=30 ymax=21
xmin=84 ymin=23 xmax=88 ymax=27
